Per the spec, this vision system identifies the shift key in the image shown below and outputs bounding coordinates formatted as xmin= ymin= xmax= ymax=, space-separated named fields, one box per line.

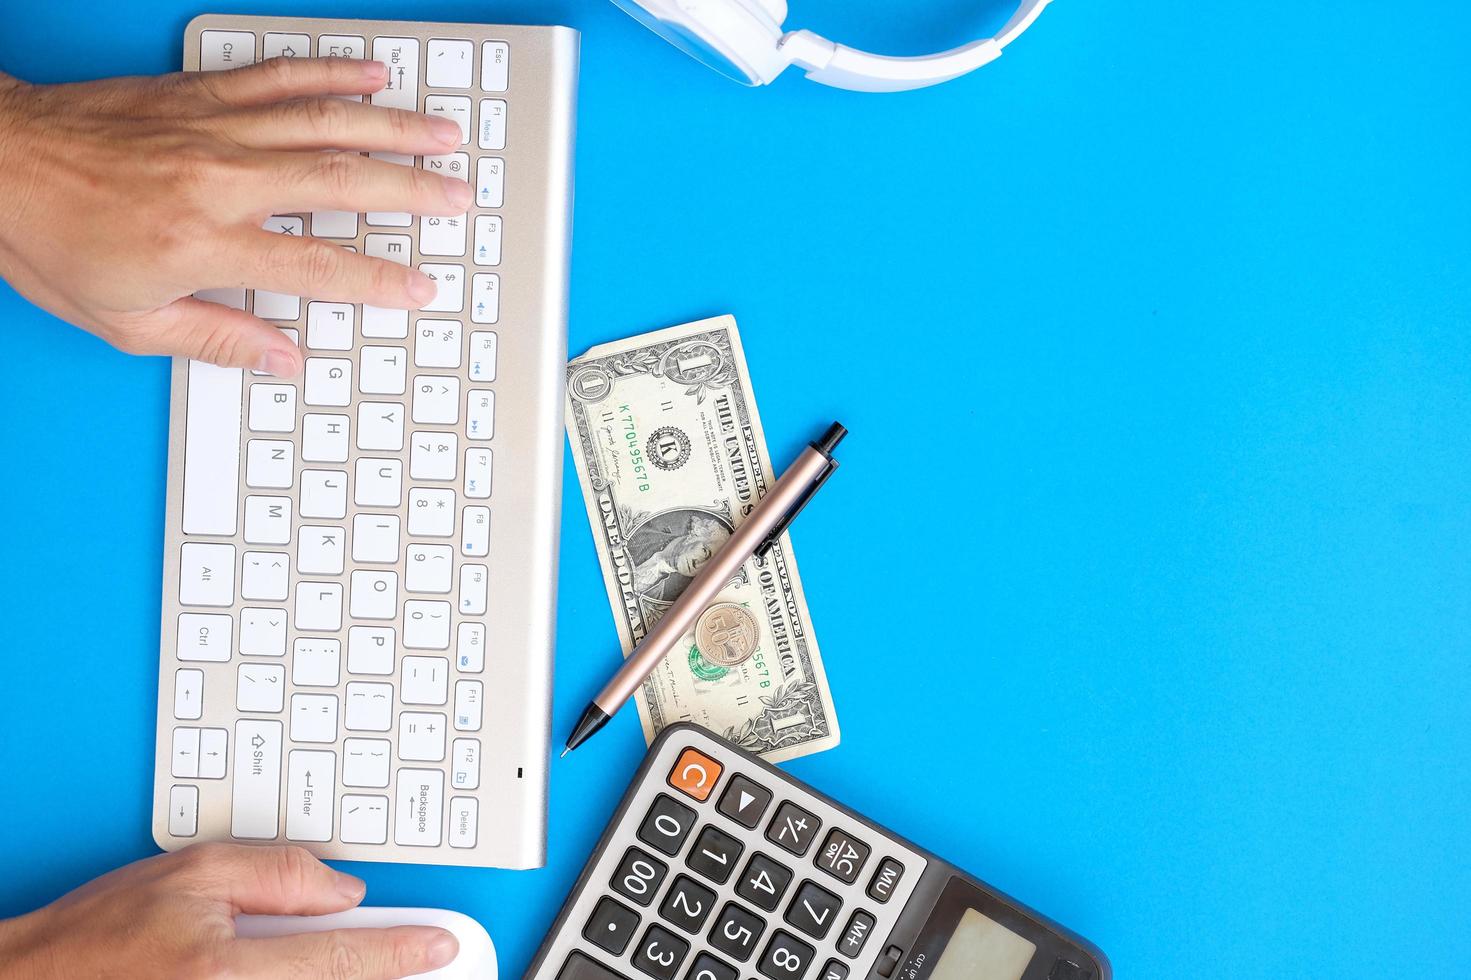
xmin=232 ymin=720 xmax=282 ymax=840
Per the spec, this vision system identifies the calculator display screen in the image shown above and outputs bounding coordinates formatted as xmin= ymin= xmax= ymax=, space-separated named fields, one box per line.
xmin=929 ymin=908 xmax=1037 ymax=980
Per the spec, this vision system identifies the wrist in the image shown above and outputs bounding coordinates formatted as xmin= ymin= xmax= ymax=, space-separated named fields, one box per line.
xmin=0 ymin=74 xmax=35 ymax=277
xmin=0 ymin=911 xmax=59 ymax=980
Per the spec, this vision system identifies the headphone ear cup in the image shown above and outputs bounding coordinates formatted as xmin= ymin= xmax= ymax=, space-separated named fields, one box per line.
xmin=746 ymin=0 xmax=788 ymax=24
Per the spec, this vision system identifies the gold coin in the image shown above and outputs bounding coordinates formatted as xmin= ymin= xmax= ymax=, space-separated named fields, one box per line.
xmin=695 ymin=603 xmax=761 ymax=667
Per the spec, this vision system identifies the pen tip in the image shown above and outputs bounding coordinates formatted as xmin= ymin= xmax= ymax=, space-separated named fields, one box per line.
xmin=560 ymin=747 xmax=571 ymax=758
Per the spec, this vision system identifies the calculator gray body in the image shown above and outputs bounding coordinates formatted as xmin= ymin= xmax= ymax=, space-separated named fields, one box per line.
xmin=529 ymin=724 xmax=1109 ymax=980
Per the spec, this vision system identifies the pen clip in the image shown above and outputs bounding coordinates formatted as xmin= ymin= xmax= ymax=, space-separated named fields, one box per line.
xmin=754 ymin=458 xmax=839 ymax=559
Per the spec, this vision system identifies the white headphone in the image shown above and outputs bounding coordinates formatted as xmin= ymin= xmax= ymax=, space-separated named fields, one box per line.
xmin=610 ymin=0 xmax=1052 ymax=93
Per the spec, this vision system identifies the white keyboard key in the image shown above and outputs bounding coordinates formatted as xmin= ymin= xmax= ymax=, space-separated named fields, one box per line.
xmin=474 ymin=157 xmax=504 ymax=209
xmin=357 ymin=402 xmax=405 ymax=451
xmin=414 ymin=319 xmax=462 ymax=368
xmin=427 ymin=38 xmax=475 ymax=88
xmin=248 ymin=383 xmax=296 ymax=433
xmin=481 ymin=41 xmax=509 ymax=91
xmin=404 ymin=600 xmax=452 ymax=649
xmin=467 ymin=390 xmax=494 ymax=441
xmin=451 ymin=738 xmax=480 ymax=789
xmin=458 ymin=564 xmax=488 ymax=616
xmin=366 ymin=152 xmax=415 ymax=226
xmin=420 ymin=213 xmax=468 ymax=257
xmin=200 ymin=30 xmax=256 ymax=71
xmin=402 ymin=656 xmax=449 ymax=705
xmin=241 ymin=551 xmax=289 ymax=602
xmin=172 ymin=726 xmax=200 ymax=777
xmin=254 ymin=288 xmax=301 ymax=322
xmin=424 ymin=94 xmax=472 ymax=144
xmin=394 ymin=768 xmax=443 ymax=846
xmin=413 ymin=375 xmax=460 ymax=424
xmin=199 ymin=727 xmax=228 ymax=779
xmin=347 ymin=626 xmax=395 ymax=675
xmin=244 ymin=496 xmax=292 ymax=545
xmin=472 ymin=215 xmax=503 ymax=266
xmin=419 ymin=265 xmax=464 ymax=314
xmin=411 ymin=432 xmax=458 ymax=481
xmin=470 ymin=274 xmax=500 ymax=323
xmin=304 ymin=358 xmax=352 ymax=406
xmin=360 ymin=346 xmax=408 ymax=395
xmin=372 ymin=37 xmax=420 ymax=111
xmin=355 ymin=457 xmax=404 ymax=508
xmin=300 ymin=469 xmax=348 ymax=519
xmin=350 ymin=569 xmax=399 ymax=620
xmin=464 ymin=448 xmax=493 ymax=499
xmin=423 ymin=151 xmax=470 ymax=182
xmin=398 ymin=712 xmax=446 ymax=761
xmin=239 ymin=608 xmax=286 ymax=657
xmin=246 ymin=439 xmax=293 ymax=488
xmin=285 ymin=750 xmax=335 ymax=842
xmin=197 ymin=287 xmax=246 ymax=311
xmin=461 ymin=506 xmax=490 ymax=557
xmin=453 ymin=680 xmax=483 ymax=732
xmin=183 ymin=361 xmax=242 ymax=534
xmin=297 ymin=525 xmax=345 ymax=575
xmin=174 ymin=669 xmax=204 ymax=720
xmin=292 ymin=637 xmax=341 ymax=687
xmin=232 ymin=719 xmax=282 ymax=839
xmin=311 ymin=209 xmax=358 ymax=239
xmin=177 ymin=612 xmax=232 ymax=662
xmin=294 ymin=581 xmax=343 ymax=632
xmin=343 ymin=739 xmax=391 ymax=787
xmin=352 ymin=514 xmax=401 ymax=564
xmin=469 ymin=332 xmax=498 ymax=381
xmin=409 ymin=488 xmax=457 ymax=537
xmin=340 ymin=794 xmax=390 ymax=844
xmin=179 ymin=544 xmax=236 ymax=607
xmin=345 ymin=682 xmax=394 ymax=732
xmin=290 ymin=693 xmax=339 ymax=743
xmin=301 ymin=413 xmax=349 ymax=463
xmin=365 ymin=232 xmax=412 ymax=264
xmin=362 ymin=305 xmax=410 ymax=338
xmin=237 ymin=662 xmax=285 ymax=713
xmin=406 ymin=544 xmax=454 ymax=594
xmin=319 ymin=33 xmax=365 ymax=58
xmin=449 ymin=797 xmax=478 ymax=848
xmin=263 ymin=32 xmax=309 ymax=59
xmin=456 ymin=623 xmax=485 ymax=672
xmin=168 ymin=785 xmax=198 ymax=838
xmin=306 ymin=303 xmax=355 ymax=351
xmin=478 ymin=99 xmax=507 ymax=150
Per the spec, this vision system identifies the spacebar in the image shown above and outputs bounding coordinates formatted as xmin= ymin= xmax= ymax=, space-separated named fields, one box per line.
xmin=556 ymin=952 xmax=631 ymax=980
xmin=182 ymin=360 xmax=242 ymax=536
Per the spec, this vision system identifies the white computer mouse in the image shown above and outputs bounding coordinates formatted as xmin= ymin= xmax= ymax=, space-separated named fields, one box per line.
xmin=235 ymin=907 xmax=495 ymax=979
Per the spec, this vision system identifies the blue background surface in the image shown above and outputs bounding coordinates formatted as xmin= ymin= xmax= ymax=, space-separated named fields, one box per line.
xmin=2 ymin=1 xmax=1469 ymax=976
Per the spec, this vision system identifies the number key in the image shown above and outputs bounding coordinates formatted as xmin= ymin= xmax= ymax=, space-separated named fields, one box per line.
xmin=816 ymin=829 xmax=870 ymax=885
xmin=758 ymin=930 xmax=816 ymax=980
xmin=639 ymin=793 xmax=697 ymax=856
xmin=611 ymin=847 xmax=668 ymax=907
xmin=685 ymin=952 xmax=737 ymax=980
xmin=766 ymin=801 xmax=820 ymax=856
xmin=708 ymin=902 xmax=766 ymax=963
xmin=583 ymin=896 xmax=640 ymax=956
xmin=659 ymin=875 xmax=716 ymax=934
xmin=632 ymin=924 xmax=690 ymax=980
xmin=784 ymin=880 xmax=842 ymax=941
xmin=687 ymin=825 xmax=743 ymax=885
xmin=737 ymin=853 xmax=795 ymax=912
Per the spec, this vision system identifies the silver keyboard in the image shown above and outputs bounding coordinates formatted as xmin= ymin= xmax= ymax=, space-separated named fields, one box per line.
xmin=152 ymin=14 xmax=578 ymax=869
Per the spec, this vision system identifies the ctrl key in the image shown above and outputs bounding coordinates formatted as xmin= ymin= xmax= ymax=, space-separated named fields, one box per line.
xmin=556 ymin=949 xmax=633 ymax=980
xmin=168 ymin=785 xmax=198 ymax=837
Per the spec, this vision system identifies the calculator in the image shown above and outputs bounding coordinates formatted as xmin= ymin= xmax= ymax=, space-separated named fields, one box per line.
xmin=528 ymin=724 xmax=1109 ymax=980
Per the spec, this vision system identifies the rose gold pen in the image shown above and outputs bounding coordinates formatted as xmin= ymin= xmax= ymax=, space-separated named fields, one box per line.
xmin=561 ymin=422 xmax=848 ymax=756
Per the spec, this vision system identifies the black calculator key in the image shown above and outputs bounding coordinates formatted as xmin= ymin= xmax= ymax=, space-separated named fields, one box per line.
xmin=717 ymin=773 xmax=772 ymax=829
xmin=612 ymin=847 xmax=669 ymax=907
xmin=837 ymin=910 xmax=877 ymax=958
xmin=817 ymin=959 xmax=850 ymax=980
xmin=558 ymin=950 xmax=634 ymax=980
xmin=736 ymin=853 xmax=795 ymax=912
xmin=784 ymin=880 xmax=842 ymax=940
xmin=639 ymin=794 xmax=698 ymax=857
xmin=815 ymin=829 xmax=870 ymax=884
xmin=659 ymin=875 xmax=717 ymax=934
xmin=632 ymin=924 xmax=691 ymax=980
xmin=866 ymin=858 xmax=905 ymax=904
xmin=584 ymin=896 xmax=641 ymax=956
xmin=766 ymin=801 xmax=820 ymax=856
xmin=684 ymin=952 xmax=738 ymax=980
xmin=687 ymin=825 xmax=744 ymax=885
xmin=708 ymin=902 xmax=767 ymax=963
xmin=757 ymin=929 xmax=816 ymax=980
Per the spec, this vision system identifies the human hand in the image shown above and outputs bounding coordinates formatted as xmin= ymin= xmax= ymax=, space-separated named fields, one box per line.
xmin=0 ymin=843 xmax=458 ymax=979
xmin=0 ymin=59 xmax=471 ymax=376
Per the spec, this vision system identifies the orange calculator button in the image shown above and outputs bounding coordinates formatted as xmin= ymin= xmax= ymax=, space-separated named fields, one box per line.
xmin=668 ymin=748 xmax=723 ymax=802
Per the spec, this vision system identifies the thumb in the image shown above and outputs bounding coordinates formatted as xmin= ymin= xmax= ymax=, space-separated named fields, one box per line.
xmin=123 ymin=297 xmax=303 ymax=376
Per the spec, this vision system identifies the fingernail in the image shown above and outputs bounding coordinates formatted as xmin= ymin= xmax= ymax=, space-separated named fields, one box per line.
xmin=362 ymin=60 xmax=388 ymax=81
xmin=445 ymin=178 xmax=473 ymax=210
xmin=407 ymin=270 xmax=438 ymax=306
xmin=334 ymin=872 xmax=366 ymax=902
xmin=425 ymin=930 xmax=459 ymax=969
xmin=429 ymin=115 xmax=462 ymax=147
xmin=258 ymin=349 xmax=301 ymax=378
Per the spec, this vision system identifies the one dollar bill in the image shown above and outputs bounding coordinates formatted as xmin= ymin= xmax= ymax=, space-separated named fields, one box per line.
xmin=565 ymin=315 xmax=840 ymax=762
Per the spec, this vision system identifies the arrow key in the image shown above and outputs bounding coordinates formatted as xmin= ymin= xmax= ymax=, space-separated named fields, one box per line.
xmin=718 ymin=773 xmax=773 ymax=830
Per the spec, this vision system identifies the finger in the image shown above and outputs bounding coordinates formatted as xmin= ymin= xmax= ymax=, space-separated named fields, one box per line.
xmin=244 ymin=232 xmax=438 ymax=309
xmin=230 ymin=927 xmax=459 ymax=980
xmin=250 ymin=151 xmax=472 ymax=216
xmin=169 ymin=843 xmax=364 ymax=915
xmin=220 ymin=98 xmax=462 ymax=154
xmin=116 ymin=298 xmax=304 ymax=376
xmin=196 ymin=56 xmax=390 ymax=106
